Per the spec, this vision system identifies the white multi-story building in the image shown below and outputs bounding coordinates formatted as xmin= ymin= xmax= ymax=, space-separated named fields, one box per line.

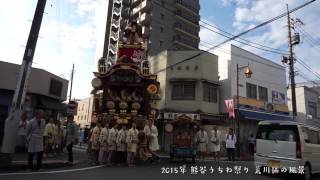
xmin=288 ymin=84 xmax=320 ymax=126
xmin=215 ymin=44 xmax=290 ymax=151
xmin=74 ymin=96 xmax=94 ymax=128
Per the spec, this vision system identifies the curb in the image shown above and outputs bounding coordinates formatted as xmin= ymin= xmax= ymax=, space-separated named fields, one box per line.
xmin=0 ymin=160 xmax=80 ymax=172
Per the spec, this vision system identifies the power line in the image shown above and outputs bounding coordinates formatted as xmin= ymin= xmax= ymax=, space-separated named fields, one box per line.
xmin=199 ymin=23 xmax=288 ymax=55
xmin=200 ymin=19 xmax=289 ymax=54
xmin=295 ymin=25 xmax=320 ymax=45
xmin=153 ymin=0 xmax=289 ymax=55
xmin=295 ymin=67 xmax=320 ymax=85
xmin=295 ymin=57 xmax=320 ymax=80
xmin=152 ymin=0 xmax=317 ymax=74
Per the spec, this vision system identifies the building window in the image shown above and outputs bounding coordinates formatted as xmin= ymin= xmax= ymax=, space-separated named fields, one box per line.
xmin=160 ymin=27 xmax=164 ymax=33
xmin=171 ymin=82 xmax=195 ymax=100
xmin=308 ymin=101 xmax=317 ymax=118
xmin=203 ymin=82 xmax=218 ymax=103
xmin=246 ymin=83 xmax=257 ymax=99
xmin=160 ymin=13 xmax=164 ymax=20
xmin=159 ymin=40 xmax=163 ymax=47
xmin=258 ymin=86 xmax=268 ymax=101
xmin=49 ymin=79 xmax=62 ymax=97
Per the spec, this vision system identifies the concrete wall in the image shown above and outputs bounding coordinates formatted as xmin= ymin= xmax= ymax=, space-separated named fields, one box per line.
xmin=0 ymin=61 xmax=68 ymax=101
xmin=215 ymin=44 xmax=287 ymax=113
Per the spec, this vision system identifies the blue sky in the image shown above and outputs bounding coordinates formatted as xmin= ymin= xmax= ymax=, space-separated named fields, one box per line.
xmin=0 ymin=0 xmax=319 ymax=100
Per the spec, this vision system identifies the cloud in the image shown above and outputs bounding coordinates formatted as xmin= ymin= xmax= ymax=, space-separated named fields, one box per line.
xmin=0 ymin=0 xmax=109 ymax=100
xmin=229 ymin=0 xmax=320 ymax=82
xmin=199 ymin=20 xmax=230 ymax=51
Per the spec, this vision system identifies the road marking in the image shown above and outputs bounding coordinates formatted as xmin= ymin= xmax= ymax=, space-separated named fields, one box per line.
xmin=0 ymin=165 xmax=104 ymax=176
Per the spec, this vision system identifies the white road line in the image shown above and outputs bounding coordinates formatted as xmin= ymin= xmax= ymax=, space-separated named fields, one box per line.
xmin=0 ymin=165 xmax=104 ymax=176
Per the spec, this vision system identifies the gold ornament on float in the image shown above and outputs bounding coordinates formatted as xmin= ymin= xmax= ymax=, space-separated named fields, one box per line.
xmin=147 ymin=84 xmax=157 ymax=95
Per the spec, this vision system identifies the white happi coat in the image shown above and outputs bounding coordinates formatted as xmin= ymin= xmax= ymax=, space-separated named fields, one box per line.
xmin=195 ymin=130 xmax=208 ymax=153
xmin=116 ymin=129 xmax=127 ymax=152
xmin=44 ymin=123 xmax=56 ymax=144
xmin=149 ymin=125 xmax=159 ymax=152
xmin=26 ymin=118 xmax=46 ymax=153
xmin=209 ymin=130 xmax=221 ymax=152
xmin=99 ymin=127 xmax=109 ymax=151
xmin=108 ymin=128 xmax=118 ymax=151
xmin=126 ymin=128 xmax=139 ymax=153
xmin=90 ymin=126 xmax=101 ymax=150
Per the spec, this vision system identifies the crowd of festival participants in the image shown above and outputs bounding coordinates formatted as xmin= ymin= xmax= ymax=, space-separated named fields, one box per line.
xmin=87 ymin=118 xmax=160 ymax=167
xmin=16 ymin=109 xmax=254 ymax=170
xmin=16 ymin=109 xmax=160 ymax=170
xmin=16 ymin=109 xmax=79 ymax=170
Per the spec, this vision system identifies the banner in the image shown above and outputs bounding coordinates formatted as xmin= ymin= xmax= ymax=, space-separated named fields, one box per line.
xmin=225 ymin=99 xmax=235 ymax=118
xmin=272 ymin=91 xmax=286 ymax=105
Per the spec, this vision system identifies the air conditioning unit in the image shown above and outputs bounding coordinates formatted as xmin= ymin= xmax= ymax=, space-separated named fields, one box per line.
xmin=307 ymin=114 xmax=313 ymax=120
xmin=164 ymin=113 xmax=174 ymax=119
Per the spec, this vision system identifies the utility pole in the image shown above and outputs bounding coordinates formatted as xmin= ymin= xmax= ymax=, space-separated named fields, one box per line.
xmin=69 ymin=64 xmax=75 ymax=102
xmin=283 ymin=4 xmax=301 ymax=119
xmin=1 ymin=0 xmax=47 ymax=154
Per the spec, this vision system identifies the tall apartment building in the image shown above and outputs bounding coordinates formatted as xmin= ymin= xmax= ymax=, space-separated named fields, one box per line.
xmin=96 ymin=0 xmax=200 ymax=67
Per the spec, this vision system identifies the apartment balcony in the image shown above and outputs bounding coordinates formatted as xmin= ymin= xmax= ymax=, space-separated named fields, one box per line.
xmin=174 ymin=36 xmax=198 ymax=50
xmin=142 ymin=26 xmax=150 ymax=38
xmin=132 ymin=0 xmax=151 ymax=15
xmin=175 ymin=0 xmax=200 ymax=16
xmin=138 ymin=13 xmax=151 ymax=26
xmin=174 ymin=23 xmax=199 ymax=39
xmin=175 ymin=11 xmax=199 ymax=28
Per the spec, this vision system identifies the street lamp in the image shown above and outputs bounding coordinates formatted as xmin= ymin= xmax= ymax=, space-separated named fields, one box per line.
xmin=236 ymin=63 xmax=252 ymax=158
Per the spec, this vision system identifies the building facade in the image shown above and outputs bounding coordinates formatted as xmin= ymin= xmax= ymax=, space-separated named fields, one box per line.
xmin=74 ymin=96 xmax=94 ymax=128
xmin=214 ymin=44 xmax=290 ymax=153
xmin=288 ymin=84 xmax=320 ymax=126
xmin=0 ymin=61 xmax=68 ymax=145
xmin=150 ymin=50 xmax=221 ymax=152
xmin=95 ymin=0 xmax=201 ymax=68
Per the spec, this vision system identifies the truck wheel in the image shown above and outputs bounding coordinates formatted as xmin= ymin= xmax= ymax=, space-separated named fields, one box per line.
xmin=304 ymin=164 xmax=311 ymax=180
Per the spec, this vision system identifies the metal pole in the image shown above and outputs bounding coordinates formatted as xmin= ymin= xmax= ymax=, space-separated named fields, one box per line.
xmin=1 ymin=0 xmax=47 ymax=154
xmin=69 ymin=64 xmax=74 ymax=102
xmin=287 ymin=4 xmax=297 ymax=118
xmin=236 ymin=64 xmax=241 ymax=158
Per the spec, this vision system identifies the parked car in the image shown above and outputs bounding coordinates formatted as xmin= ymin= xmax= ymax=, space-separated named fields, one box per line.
xmin=255 ymin=120 xmax=320 ymax=180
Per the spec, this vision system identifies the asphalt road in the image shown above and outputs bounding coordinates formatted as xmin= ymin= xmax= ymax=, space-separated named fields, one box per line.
xmin=1 ymin=159 xmax=319 ymax=180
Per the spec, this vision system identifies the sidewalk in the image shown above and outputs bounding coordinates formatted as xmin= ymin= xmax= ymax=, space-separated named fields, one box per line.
xmin=158 ymin=152 xmax=254 ymax=162
xmin=0 ymin=148 xmax=88 ymax=172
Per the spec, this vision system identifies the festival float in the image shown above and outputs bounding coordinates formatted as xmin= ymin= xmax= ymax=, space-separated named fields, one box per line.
xmin=90 ymin=21 xmax=160 ymax=128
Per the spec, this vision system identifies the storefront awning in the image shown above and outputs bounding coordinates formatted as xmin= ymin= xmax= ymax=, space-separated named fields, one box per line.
xmin=239 ymin=109 xmax=292 ymax=121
